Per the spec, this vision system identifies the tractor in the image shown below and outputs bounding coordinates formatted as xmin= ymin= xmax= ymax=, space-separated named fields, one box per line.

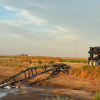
xmin=88 ymin=46 xmax=100 ymax=66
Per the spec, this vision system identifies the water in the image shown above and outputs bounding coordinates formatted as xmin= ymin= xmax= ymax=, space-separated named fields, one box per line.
xmin=39 ymin=93 xmax=68 ymax=99
xmin=0 ymin=86 xmax=18 ymax=98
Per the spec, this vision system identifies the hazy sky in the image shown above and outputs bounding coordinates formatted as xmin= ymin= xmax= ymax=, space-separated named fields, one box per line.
xmin=0 ymin=0 xmax=100 ymax=57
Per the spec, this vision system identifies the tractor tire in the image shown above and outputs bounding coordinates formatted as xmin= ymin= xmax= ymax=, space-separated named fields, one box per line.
xmin=89 ymin=60 xmax=93 ymax=66
xmin=93 ymin=61 xmax=96 ymax=66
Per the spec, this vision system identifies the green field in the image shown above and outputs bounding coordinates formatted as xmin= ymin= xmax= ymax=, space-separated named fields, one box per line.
xmin=0 ymin=56 xmax=16 ymax=58
xmin=0 ymin=56 xmax=5 ymax=58
xmin=61 ymin=59 xmax=87 ymax=63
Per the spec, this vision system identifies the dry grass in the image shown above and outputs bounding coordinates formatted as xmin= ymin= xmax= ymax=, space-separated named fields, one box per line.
xmin=0 ymin=57 xmax=56 ymax=69
xmin=0 ymin=55 xmax=61 ymax=62
xmin=17 ymin=56 xmax=61 ymax=62
xmin=68 ymin=65 xmax=100 ymax=79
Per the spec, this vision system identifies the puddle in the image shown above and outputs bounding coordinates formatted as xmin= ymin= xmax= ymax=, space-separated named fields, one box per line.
xmin=0 ymin=86 xmax=18 ymax=98
xmin=0 ymin=93 xmax=6 ymax=98
xmin=0 ymin=82 xmax=91 ymax=100
xmin=38 ymin=93 xmax=68 ymax=99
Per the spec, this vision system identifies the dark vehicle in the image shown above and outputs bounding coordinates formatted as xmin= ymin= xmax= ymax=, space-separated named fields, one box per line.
xmin=88 ymin=46 xmax=100 ymax=66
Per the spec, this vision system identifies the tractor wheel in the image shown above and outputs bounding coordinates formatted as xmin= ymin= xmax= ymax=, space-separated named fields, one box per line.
xmin=89 ymin=60 xmax=93 ymax=66
xmin=93 ymin=61 xmax=96 ymax=66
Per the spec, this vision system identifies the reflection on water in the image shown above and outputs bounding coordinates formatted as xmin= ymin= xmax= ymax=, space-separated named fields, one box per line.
xmin=0 ymin=86 xmax=18 ymax=98
xmin=0 ymin=93 xmax=6 ymax=98
xmin=39 ymin=93 xmax=68 ymax=99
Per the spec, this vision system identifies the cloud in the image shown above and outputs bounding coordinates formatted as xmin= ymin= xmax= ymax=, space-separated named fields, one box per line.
xmin=0 ymin=20 xmax=24 ymax=26
xmin=56 ymin=25 xmax=70 ymax=32
xmin=3 ymin=16 xmax=8 ymax=18
xmin=2 ymin=5 xmax=79 ymax=42
xmin=4 ymin=6 xmax=48 ymax=26
xmin=56 ymin=25 xmax=79 ymax=34
xmin=5 ymin=6 xmax=19 ymax=11
xmin=17 ymin=10 xmax=48 ymax=26
xmin=0 ymin=26 xmax=9 ymax=30
xmin=0 ymin=0 xmax=98 ymax=56
xmin=6 ymin=34 xmax=22 ymax=37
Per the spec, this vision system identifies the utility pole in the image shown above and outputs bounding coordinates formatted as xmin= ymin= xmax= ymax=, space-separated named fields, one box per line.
xmin=75 ymin=41 xmax=77 ymax=57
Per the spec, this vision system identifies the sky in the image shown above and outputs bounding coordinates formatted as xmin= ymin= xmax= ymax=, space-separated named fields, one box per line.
xmin=0 ymin=0 xmax=100 ymax=57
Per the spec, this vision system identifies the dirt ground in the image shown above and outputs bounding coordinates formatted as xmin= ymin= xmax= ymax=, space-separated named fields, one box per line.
xmin=0 ymin=62 xmax=99 ymax=99
xmin=0 ymin=66 xmax=24 ymax=80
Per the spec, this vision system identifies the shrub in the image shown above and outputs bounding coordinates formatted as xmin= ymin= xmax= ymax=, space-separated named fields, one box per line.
xmin=33 ymin=61 xmax=37 ymax=63
xmin=48 ymin=61 xmax=55 ymax=64
xmin=29 ymin=59 xmax=32 ymax=64
xmin=37 ymin=60 xmax=42 ymax=64
xmin=87 ymin=69 xmax=91 ymax=73
xmin=81 ymin=65 xmax=89 ymax=71
xmin=25 ymin=65 xmax=30 ymax=69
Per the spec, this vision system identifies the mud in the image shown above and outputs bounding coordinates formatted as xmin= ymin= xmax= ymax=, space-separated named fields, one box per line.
xmin=0 ymin=64 xmax=98 ymax=100
xmin=1 ymin=83 xmax=91 ymax=100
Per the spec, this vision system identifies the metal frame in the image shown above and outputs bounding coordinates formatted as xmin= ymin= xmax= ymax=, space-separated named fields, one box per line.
xmin=0 ymin=63 xmax=70 ymax=88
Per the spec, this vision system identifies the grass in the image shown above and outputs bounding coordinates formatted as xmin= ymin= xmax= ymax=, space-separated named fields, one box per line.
xmin=0 ymin=56 xmax=17 ymax=58
xmin=48 ymin=61 xmax=55 ymax=64
xmin=0 ymin=56 xmax=5 ymax=58
xmin=43 ymin=95 xmax=68 ymax=100
xmin=93 ymin=92 xmax=100 ymax=100
xmin=61 ymin=59 xmax=87 ymax=63
xmin=0 ymin=55 xmax=61 ymax=69
xmin=0 ymin=55 xmax=61 ymax=62
xmin=0 ymin=59 xmax=23 ymax=67
xmin=0 ymin=58 xmax=56 ymax=69
xmin=43 ymin=93 xmax=100 ymax=100
xmin=68 ymin=65 xmax=100 ymax=79
xmin=17 ymin=56 xmax=61 ymax=62
xmin=81 ymin=65 xmax=89 ymax=70
xmin=0 ymin=56 xmax=61 ymax=68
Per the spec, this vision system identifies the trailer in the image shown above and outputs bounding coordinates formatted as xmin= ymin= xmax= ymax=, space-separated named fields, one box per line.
xmin=0 ymin=63 xmax=70 ymax=88
xmin=88 ymin=46 xmax=100 ymax=66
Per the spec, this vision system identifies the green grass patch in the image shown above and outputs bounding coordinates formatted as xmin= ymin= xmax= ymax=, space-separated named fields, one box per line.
xmin=61 ymin=59 xmax=87 ymax=63
xmin=0 ymin=56 xmax=5 ymax=58
xmin=0 ymin=56 xmax=17 ymax=59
